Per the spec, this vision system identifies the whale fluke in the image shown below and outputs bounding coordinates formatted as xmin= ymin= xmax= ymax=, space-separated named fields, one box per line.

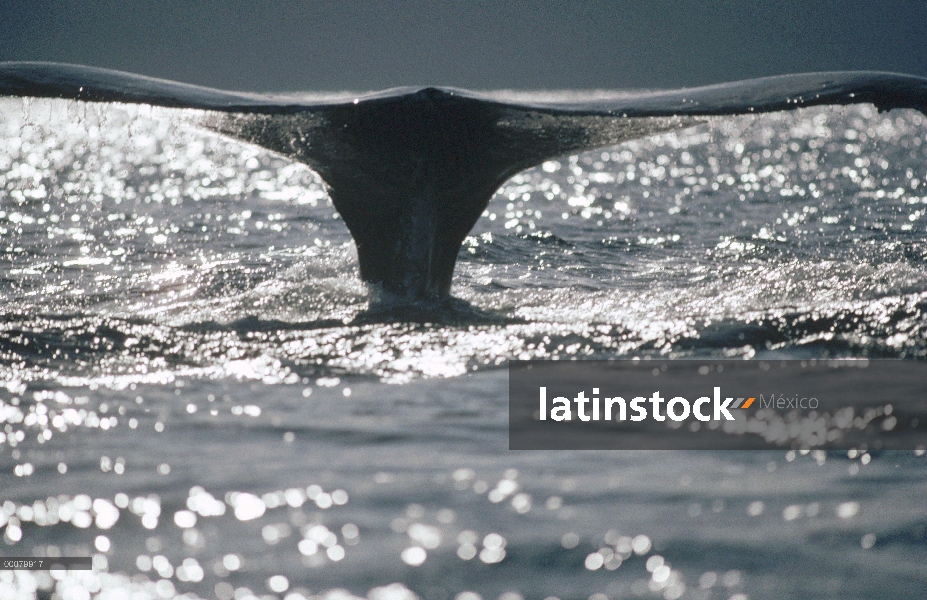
xmin=2 ymin=62 xmax=927 ymax=303
xmin=196 ymin=89 xmax=698 ymax=301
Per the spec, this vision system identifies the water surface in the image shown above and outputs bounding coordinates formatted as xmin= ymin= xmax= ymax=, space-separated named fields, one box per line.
xmin=1 ymin=98 xmax=926 ymax=600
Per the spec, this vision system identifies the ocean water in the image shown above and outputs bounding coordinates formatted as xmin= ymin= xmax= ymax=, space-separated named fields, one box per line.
xmin=1 ymin=97 xmax=926 ymax=600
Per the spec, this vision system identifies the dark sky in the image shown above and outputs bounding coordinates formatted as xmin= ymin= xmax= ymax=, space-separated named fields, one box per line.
xmin=2 ymin=0 xmax=926 ymax=92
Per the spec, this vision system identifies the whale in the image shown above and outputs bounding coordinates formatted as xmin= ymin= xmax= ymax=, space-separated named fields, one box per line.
xmin=2 ymin=62 xmax=927 ymax=305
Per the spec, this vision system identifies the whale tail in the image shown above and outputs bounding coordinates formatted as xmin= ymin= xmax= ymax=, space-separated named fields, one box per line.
xmin=3 ymin=63 xmax=927 ymax=303
xmin=199 ymin=88 xmax=696 ymax=301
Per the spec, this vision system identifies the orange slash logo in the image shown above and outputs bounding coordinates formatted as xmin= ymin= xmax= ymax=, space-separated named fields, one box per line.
xmin=731 ymin=397 xmax=755 ymax=409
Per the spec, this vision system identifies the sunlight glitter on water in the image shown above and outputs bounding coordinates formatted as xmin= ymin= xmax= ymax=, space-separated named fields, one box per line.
xmin=2 ymin=99 xmax=927 ymax=390
xmin=1 ymin=89 xmax=926 ymax=600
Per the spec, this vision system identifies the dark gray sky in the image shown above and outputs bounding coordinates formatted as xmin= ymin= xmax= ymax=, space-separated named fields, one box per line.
xmin=2 ymin=1 xmax=926 ymax=92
